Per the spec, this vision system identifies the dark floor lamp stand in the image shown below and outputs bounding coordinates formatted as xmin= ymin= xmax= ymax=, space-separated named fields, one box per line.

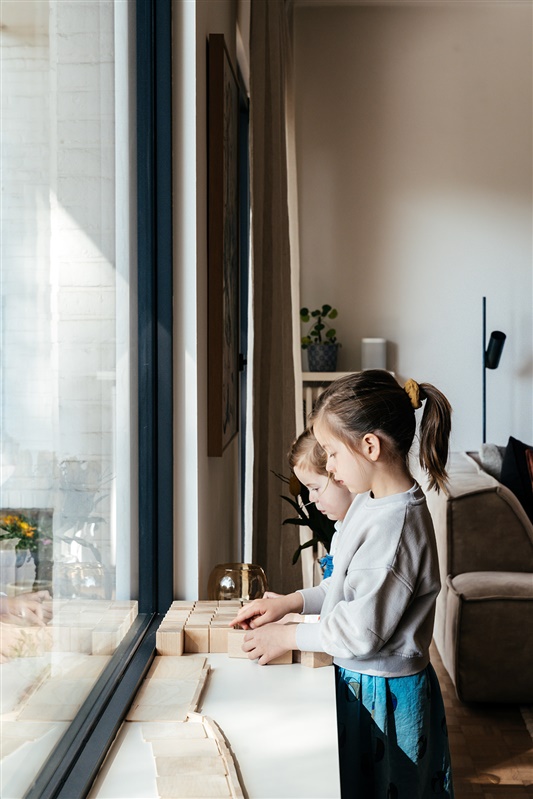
xmin=482 ymin=296 xmax=506 ymax=444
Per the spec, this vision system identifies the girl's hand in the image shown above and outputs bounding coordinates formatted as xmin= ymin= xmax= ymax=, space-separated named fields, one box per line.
xmin=242 ymin=622 xmax=297 ymax=666
xmin=3 ymin=591 xmax=52 ymax=626
xmin=229 ymin=593 xmax=303 ymax=630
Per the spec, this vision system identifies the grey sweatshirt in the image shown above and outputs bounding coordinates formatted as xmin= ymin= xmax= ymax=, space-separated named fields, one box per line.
xmin=295 ymin=483 xmax=440 ymax=677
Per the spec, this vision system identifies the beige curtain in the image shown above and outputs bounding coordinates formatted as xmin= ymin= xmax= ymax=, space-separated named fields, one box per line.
xmin=249 ymin=0 xmax=300 ymax=594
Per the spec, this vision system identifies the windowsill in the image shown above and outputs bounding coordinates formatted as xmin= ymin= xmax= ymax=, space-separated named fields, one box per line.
xmin=89 ymin=652 xmax=340 ymax=799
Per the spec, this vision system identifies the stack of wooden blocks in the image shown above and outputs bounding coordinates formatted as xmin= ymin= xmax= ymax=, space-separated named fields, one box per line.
xmin=5 ymin=599 xmax=138 ymax=659
xmin=156 ymin=600 xmax=332 ymax=668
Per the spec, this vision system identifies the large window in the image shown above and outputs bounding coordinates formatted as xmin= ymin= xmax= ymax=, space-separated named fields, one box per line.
xmin=0 ymin=2 xmax=172 ymax=796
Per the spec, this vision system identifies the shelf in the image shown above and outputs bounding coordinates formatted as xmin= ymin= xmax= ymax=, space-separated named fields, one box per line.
xmin=302 ymin=371 xmax=357 ymax=382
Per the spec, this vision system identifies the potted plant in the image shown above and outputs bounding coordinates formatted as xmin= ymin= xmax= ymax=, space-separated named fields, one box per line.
xmin=0 ymin=512 xmax=54 ymax=591
xmin=300 ymin=304 xmax=339 ymax=371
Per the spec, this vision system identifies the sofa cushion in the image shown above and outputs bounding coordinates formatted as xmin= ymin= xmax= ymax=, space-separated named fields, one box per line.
xmin=451 ymin=571 xmax=533 ymax=599
xmin=479 ymin=443 xmax=506 ymax=480
xmin=445 ymin=573 xmax=533 ymax=703
xmin=500 ymin=436 xmax=533 ymax=524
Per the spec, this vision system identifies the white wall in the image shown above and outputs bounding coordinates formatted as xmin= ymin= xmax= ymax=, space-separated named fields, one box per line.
xmin=294 ymin=1 xmax=533 ymax=451
xmin=172 ymin=0 xmax=241 ymax=600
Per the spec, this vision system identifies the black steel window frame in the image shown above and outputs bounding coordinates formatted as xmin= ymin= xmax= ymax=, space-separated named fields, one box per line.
xmin=23 ymin=1 xmax=173 ymax=796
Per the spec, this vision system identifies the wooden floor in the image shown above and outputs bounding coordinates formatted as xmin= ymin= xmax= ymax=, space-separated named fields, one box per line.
xmin=431 ymin=642 xmax=533 ymax=798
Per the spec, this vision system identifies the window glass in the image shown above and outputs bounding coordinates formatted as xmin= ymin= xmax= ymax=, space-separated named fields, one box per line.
xmin=0 ymin=1 xmax=137 ymax=794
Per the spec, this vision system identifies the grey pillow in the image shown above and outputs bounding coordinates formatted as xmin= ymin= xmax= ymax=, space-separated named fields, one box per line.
xmin=479 ymin=443 xmax=506 ymax=479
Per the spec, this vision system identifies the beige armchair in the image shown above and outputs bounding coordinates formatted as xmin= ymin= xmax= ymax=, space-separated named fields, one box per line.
xmin=421 ymin=452 xmax=533 ymax=703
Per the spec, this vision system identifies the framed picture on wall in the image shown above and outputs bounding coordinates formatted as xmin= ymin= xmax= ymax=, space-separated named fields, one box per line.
xmin=207 ymin=33 xmax=240 ymax=457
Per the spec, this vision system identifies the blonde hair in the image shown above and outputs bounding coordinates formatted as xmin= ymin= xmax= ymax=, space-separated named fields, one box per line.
xmin=309 ymin=369 xmax=452 ymax=493
xmin=287 ymin=429 xmax=328 ymax=476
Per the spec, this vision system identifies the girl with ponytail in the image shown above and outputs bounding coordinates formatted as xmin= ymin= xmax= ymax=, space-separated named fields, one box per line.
xmin=231 ymin=370 xmax=454 ymax=798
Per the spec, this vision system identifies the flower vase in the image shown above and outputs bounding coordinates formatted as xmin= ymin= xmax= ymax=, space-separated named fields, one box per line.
xmin=0 ymin=540 xmax=18 ymax=594
xmin=15 ymin=549 xmax=36 ymax=587
xmin=32 ymin=549 xmax=54 ymax=594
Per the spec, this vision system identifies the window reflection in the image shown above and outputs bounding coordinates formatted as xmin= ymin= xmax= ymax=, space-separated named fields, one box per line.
xmin=0 ymin=1 xmax=136 ymax=794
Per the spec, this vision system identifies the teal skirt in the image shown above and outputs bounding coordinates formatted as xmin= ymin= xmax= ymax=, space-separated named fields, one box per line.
xmin=335 ymin=663 xmax=454 ymax=798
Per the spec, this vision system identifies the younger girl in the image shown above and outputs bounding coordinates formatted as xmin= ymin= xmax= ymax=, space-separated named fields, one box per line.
xmin=231 ymin=370 xmax=454 ymax=798
xmin=288 ymin=429 xmax=353 ymax=576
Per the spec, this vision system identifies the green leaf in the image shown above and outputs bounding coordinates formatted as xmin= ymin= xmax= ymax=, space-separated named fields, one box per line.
xmin=299 ymin=538 xmax=317 ymax=551
xmin=325 ymin=329 xmax=336 ymax=339
xmin=328 ymin=308 xmax=338 ymax=319
xmin=322 ymin=304 xmax=332 ymax=315
xmin=292 ymin=548 xmax=302 ymax=565
xmin=280 ymin=494 xmax=304 ymax=516
xmin=282 ymin=518 xmax=311 ymax=527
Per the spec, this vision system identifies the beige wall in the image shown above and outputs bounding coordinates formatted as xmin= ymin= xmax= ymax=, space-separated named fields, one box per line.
xmin=173 ymin=0 xmax=241 ymax=599
xmin=294 ymin=1 xmax=533 ymax=451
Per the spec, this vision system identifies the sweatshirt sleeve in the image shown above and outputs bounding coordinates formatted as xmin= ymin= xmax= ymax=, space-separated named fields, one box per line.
xmin=297 ymin=583 xmax=327 ymax=615
xmin=296 ymin=567 xmax=414 ymax=657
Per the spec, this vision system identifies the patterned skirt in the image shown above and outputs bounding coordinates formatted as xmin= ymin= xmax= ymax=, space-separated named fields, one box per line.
xmin=335 ymin=662 xmax=454 ymax=798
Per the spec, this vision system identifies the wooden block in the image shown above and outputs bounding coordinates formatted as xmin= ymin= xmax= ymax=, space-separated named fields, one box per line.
xmin=51 ymin=655 xmax=110 ymax=679
xmin=17 ymin=678 xmax=95 ymax=721
xmin=69 ymin=625 xmax=93 ymax=654
xmin=126 ymin=675 xmax=206 ymax=722
xmin=92 ymin=627 xmax=122 ymax=656
xmin=268 ymin=650 xmax=293 ymax=665
xmin=160 ymin=620 xmax=185 ymax=630
xmin=209 ymin=626 xmax=229 ymax=653
xmin=140 ymin=721 xmax=207 ymax=741
xmin=127 ymin=702 xmax=190 ymax=722
xmin=130 ymin=678 xmax=199 ymax=710
xmin=155 ymin=755 xmax=226 ymax=777
xmin=51 ymin=624 xmax=72 ymax=652
xmin=156 ymin=773 xmax=231 ymax=798
xmin=156 ymin=628 xmax=184 ymax=656
xmin=204 ymin=717 xmax=245 ymax=798
xmin=152 ymin=737 xmax=220 ymax=758
xmin=3 ymin=625 xmax=53 ymax=658
xmin=184 ymin=626 xmax=209 ymax=653
xmin=227 ymin=629 xmax=247 ymax=658
xmin=161 ymin=620 xmax=189 ymax=631
xmin=163 ymin=612 xmax=190 ymax=624
xmin=147 ymin=656 xmax=206 ymax=680
xmin=299 ymin=650 xmax=333 ymax=668
xmin=186 ymin=613 xmax=214 ymax=625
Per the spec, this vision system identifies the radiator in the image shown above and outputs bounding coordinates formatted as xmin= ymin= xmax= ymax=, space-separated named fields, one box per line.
xmin=302 ymin=384 xmax=327 ymax=426
xmin=302 ymin=371 xmax=355 ymax=427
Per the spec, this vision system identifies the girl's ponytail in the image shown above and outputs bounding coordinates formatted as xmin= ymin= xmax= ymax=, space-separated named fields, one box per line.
xmin=416 ymin=382 xmax=452 ymax=493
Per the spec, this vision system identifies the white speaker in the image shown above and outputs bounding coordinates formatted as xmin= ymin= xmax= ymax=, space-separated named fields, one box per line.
xmin=361 ymin=338 xmax=387 ymax=370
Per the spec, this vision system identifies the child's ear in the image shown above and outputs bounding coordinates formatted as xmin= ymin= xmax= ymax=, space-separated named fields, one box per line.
xmin=361 ymin=433 xmax=381 ymax=462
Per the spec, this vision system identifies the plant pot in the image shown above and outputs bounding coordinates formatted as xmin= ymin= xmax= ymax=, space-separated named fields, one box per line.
xmin=307 ymin=343 xmax=338 ymax=372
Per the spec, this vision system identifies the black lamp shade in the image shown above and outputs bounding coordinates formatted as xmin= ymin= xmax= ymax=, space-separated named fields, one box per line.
xmin=485 ymin=331 xmax=506 ymax=369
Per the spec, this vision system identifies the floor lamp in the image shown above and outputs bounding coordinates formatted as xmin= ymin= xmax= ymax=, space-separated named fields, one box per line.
xmin=482 ymin=296 xmax=506 ymax=444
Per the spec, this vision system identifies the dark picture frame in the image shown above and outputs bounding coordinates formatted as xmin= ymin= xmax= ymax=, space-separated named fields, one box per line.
xmin=208 ymin=34 xmax=240 ymax=457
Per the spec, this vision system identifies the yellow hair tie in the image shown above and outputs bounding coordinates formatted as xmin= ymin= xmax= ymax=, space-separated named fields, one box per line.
xmin=404 ymin=378 xmax=423 ymax=409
